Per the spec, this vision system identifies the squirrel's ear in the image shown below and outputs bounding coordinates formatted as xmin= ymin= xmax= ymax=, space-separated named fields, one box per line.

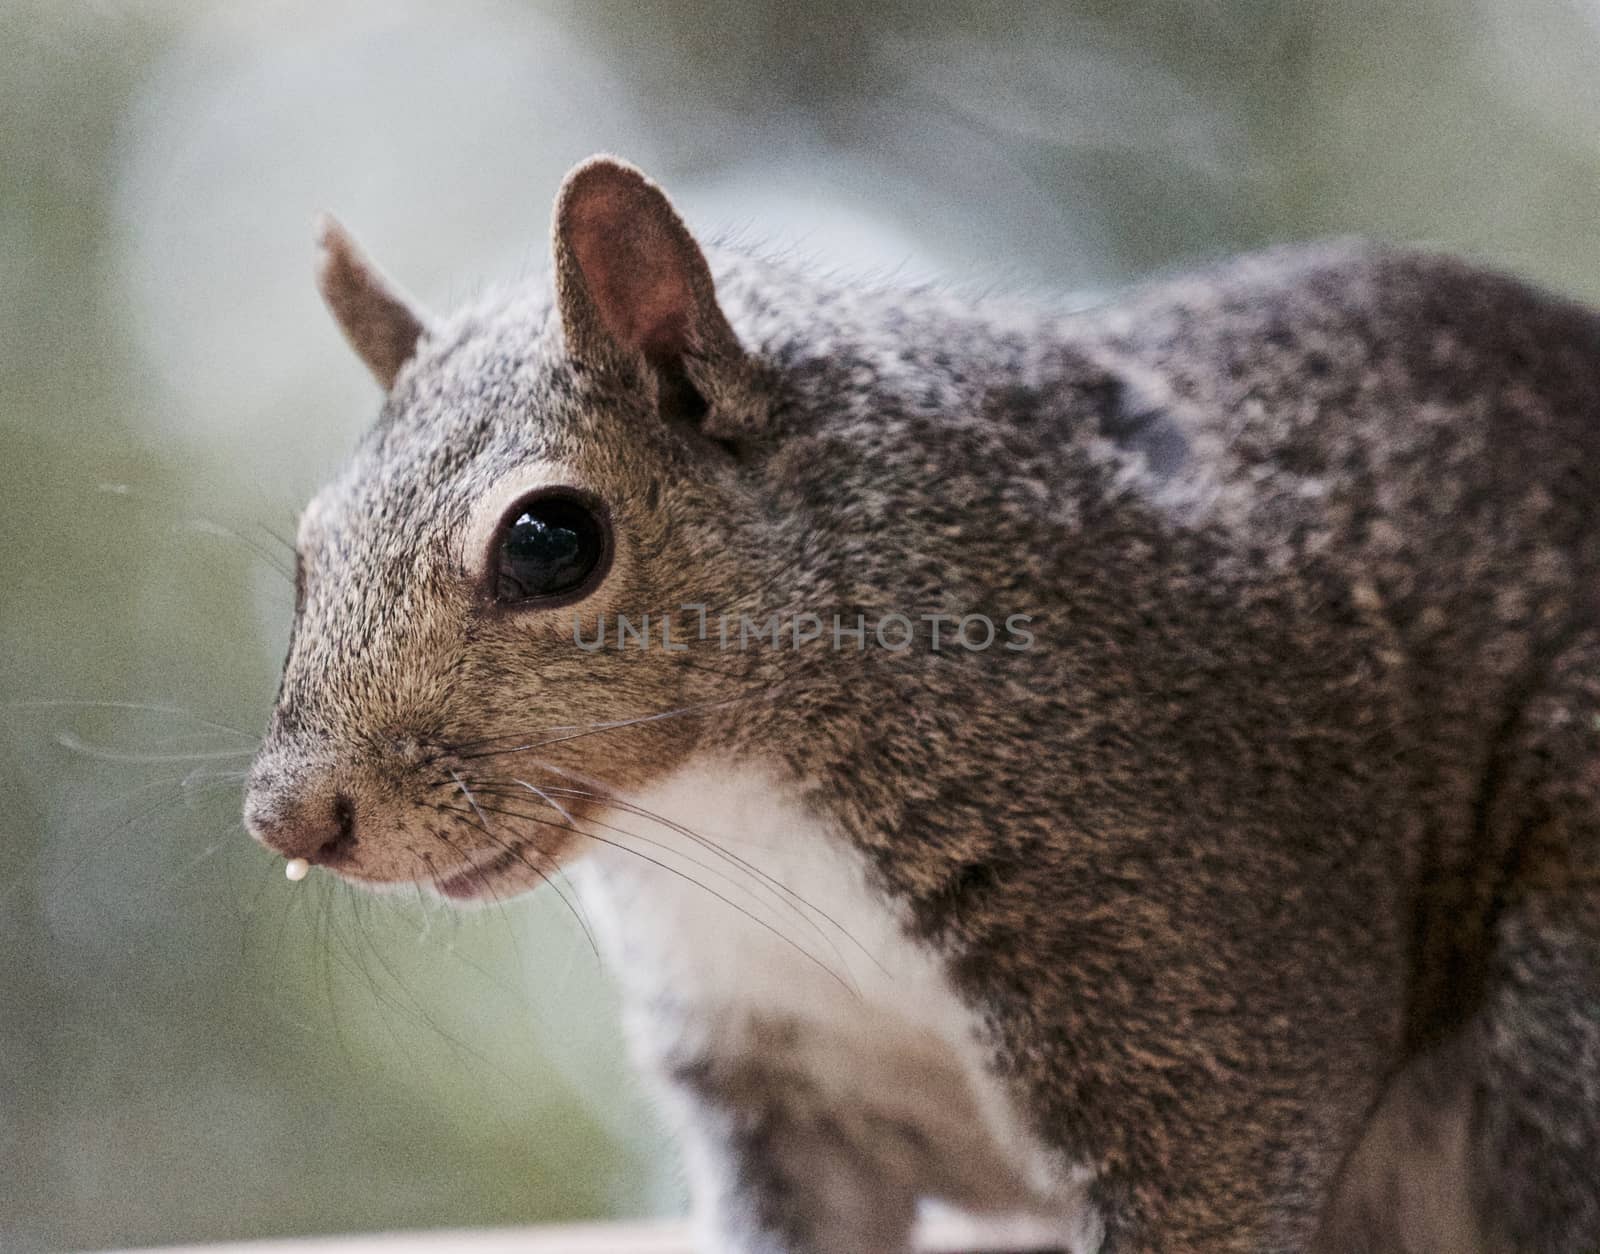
xmin=314 ymin=215 xmax=430 ymax=391
xmin=553 ymin=157 xmax=762 ymax=435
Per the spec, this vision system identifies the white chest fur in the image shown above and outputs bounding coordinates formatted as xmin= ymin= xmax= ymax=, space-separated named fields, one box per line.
xmin=571 ymin=760 xmax=1101 ymax=1252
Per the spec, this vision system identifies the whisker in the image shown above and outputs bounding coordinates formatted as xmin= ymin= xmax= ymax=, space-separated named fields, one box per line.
xmin=453 ymin=755 xmax=884 ymax=976
xmin=182 ymin=766 xmax=252 ymax=784
xmin=2 ymin=772 xmax=240 ymax=902
xmin=478 ymin=778 xmax=792 ymax=910
xmin=439 ymin=796 xmax=858 ymax=997
xmin=52 ymin=731 xmax=258 ymax=765
xmin=445 ymin=672 xmax=820 ymax=757
xmin=398 ymin=850 xmax=537 ymax=1005
xmin=169 ymin=838 xmax=227 ymax=884
xmin=531 ymin=779 xmax=886 ymax=978
xmin=466 ymin=776 xmax=840 ymax=957
xmin=422 ymin=835 xmax=542 ymax=996
xmin=88 ymin=785 xmax=257 ymax=911
xmin=256 ymin=521 xmax=298 ymax=556
xmin=2 ymin=699 xmax=260 ymax=740
xmin=452 ymin=693 xmax=768 ymax=763
xmin=445 ymin=771 xmax=598 ymax=959
xmin=336 ymin=885 xmax=525 ymax=1095
xmin=237 ymin=847 xmax=290 ymax=933
xmin=429 ymin=821 xmax=584 ymax=980
xmin=492 ymin=776 xmax=865 ymax=986
xmin=507 ymin=778 xmax=578 ymax=827
xmin=89 ymin=481 xmax=294 ymax=582
xmin=176 ymin=516 xmax=294 ymax=583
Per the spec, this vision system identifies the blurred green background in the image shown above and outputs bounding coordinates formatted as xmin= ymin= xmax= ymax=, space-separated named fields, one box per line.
xmin=4 ymin=1 xmax=1600 ymax=1250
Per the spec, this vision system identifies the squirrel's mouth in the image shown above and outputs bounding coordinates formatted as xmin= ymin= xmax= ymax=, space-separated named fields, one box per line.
xmin=430 ymin=842 xmax=550 ymax=902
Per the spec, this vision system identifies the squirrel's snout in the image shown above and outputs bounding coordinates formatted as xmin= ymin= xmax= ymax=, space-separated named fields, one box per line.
xmin=245 ymin=779 xmax=358 ymax=866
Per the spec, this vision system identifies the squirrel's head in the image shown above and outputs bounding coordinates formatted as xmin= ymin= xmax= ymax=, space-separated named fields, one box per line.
xmin=244 ymin=157 xmax=795 ymax=901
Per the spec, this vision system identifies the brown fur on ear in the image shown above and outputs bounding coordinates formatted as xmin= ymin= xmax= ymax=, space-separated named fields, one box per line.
xmin=552 ymin=157 xmax=753 ymax=427
xmin=314 ymin=214 xmax=429 ymax=390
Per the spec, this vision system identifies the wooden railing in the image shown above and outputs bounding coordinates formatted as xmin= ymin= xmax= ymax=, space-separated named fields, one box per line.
xmin=121 ymin=1213 xmax=1067 ymax=1253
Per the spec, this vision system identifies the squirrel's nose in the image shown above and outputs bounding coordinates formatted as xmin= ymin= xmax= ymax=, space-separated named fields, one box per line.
xmin=245 ymin=783 xmax=358 ymax=865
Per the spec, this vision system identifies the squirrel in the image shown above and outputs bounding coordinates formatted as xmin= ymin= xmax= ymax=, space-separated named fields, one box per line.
xmin=244 ymin=155 xmax=1600 ymax=1253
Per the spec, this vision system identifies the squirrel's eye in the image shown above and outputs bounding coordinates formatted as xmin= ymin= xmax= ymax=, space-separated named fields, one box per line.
xmin=492 ymin=491 xmax=608 ymax=604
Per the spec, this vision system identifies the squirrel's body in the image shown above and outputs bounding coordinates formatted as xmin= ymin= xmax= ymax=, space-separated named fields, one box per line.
xmin=248 ymin=161 xmax=1600 ymax=1252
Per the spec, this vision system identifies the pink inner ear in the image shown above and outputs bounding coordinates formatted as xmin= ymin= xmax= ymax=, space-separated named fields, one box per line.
xmin=566 ymin=174 xmax=696 ymax=366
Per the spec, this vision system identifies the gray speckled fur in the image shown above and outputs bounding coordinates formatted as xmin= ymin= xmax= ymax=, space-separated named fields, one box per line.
xmin=251 ymin=180 xmax=1600 ymax=1254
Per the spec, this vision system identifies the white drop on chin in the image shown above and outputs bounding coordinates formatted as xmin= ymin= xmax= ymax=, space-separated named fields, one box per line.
xmin=284 ymin=858 xmax=310 ymax=882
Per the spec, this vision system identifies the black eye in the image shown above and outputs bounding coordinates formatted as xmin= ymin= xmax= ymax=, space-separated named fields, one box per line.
xmin=492 ymin=491 xmax=609 ymax=604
